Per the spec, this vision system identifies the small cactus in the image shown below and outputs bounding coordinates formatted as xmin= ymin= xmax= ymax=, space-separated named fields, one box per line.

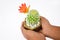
xmin=26 ymin=9 xmax=40 ymax=29
xmin=19 ymin=3 xmax=41 ymax=30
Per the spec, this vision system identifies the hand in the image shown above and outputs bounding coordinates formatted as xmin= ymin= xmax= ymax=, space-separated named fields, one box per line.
xmin=21 ymin=22 xmax=46 ymax=40
xmin=40 ymin=16 xmax=60 ymax=40
xmin=40 ymin=16 xmax=51 ymax=36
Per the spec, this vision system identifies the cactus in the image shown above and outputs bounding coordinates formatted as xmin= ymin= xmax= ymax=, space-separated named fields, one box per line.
xmin=19 ymin=3 xmax=41 ymax=30
xmin=26 ymin=10 xmax=40 ymax=29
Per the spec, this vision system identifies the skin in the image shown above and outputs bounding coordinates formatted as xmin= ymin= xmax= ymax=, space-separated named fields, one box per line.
xmin=40 ymin=16 xmax=60 ymax=40
xmin=21 ymin=22 xmax=46 ymax=40
xmin=21 ymin=16 xmax=60 ymax=40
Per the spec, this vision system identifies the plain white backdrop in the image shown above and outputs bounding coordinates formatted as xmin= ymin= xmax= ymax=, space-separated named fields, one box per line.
xmin=0 ymin=0 xmax=60 ymax=40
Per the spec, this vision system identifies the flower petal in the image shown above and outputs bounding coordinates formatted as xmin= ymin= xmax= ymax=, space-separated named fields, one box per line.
xmin=18 ymin=3 xmax=30 ymax=14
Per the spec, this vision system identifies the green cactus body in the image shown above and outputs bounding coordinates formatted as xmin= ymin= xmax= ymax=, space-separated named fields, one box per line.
xmin=26 ymin=9 xmax=40 ymax=29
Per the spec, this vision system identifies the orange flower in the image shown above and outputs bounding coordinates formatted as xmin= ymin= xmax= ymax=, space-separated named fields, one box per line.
xmin=19 ymin=3 xmax=30 ymax=14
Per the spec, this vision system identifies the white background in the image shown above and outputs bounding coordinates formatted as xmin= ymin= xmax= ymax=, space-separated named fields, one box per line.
xmin=0 ymin=0 xmax=60 ymax=40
